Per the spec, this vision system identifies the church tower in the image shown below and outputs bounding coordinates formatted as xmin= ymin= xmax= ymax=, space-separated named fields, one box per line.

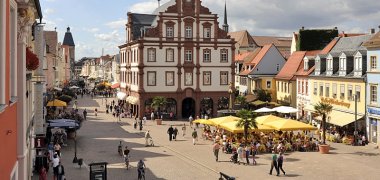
xmin=222 ymin=1 xmax=229 ymax=33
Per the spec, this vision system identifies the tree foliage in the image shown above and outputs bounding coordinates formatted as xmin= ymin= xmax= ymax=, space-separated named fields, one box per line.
xmin=236 ymin=109 xmax=258 ymax=145
xmin=314 ymin=101 xmax=333 ymax=144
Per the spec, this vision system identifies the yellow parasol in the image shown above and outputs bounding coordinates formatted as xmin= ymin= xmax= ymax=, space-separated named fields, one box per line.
xmin=192 ymin=119 xmax=215 ymax=126
xmin=209 ymin=116 xmax=241 ymax=126
xmin=46 ymin=99 xmax=67 ymax=107
xmin=219 ymin=121 xmax=275 ymax=133
xmin=265 ymin=119 xmax=317 ymax=131
xmin=256 ymin=115 xmax=283 ymax=125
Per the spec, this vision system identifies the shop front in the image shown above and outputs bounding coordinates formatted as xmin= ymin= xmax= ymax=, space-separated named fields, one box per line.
xmin=367 ymin=107 xmax=380 ymax=145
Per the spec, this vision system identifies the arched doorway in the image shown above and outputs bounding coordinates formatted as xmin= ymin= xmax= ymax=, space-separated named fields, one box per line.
xmin=200 ymin=97 xmax=213 ymax=118
xmin=182 ymin=98 xmax=195 ymax=118
xmin=217 ymin=97 xmax=229 ymax=110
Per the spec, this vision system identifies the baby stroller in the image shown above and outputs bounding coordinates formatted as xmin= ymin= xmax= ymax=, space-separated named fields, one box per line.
xmin=230 ymin=151 xmax=238 ymax=163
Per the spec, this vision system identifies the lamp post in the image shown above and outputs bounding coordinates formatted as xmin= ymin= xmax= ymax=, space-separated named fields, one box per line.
xmin=228 ymin=82 xmax=233 ymax=112
xmin=354 ymin=94 xmax=358 ymax=146
xmin=72 ymin=128 xmax=78 ymax=163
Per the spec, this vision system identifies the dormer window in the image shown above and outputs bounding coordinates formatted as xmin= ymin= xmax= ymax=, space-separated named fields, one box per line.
xmin=304 ymin=58 xmax=308 ymax=71
xmin=355 ymin=56 xmax=362 ymax=71
xmin=326 ymin=57 xmax=333 ymax=75
xmin=339 ymin=57 xmax=346 ymax=70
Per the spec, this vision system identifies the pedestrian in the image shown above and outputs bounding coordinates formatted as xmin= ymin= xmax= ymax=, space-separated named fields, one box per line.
xmin=278 ymin=152 xmax=286 ymax=175
xmin=56 ymin=161 xmax=65 ymax=180
xmin=94 ymin=108 xmax=98 ymax=116
xmin=151 ymin=111 xmax=155 ymax=120
xmin=39 ymin=166 xmax=47 ymax=180
xmin=173 ymin=127 xmax=178 ymax=141
xmin=169 ymin=111 xmax=173 ymax=121
xmin=54 ymin=143 xmax=61 ymax=157
xmin=213 ymin=142 xmax=220 ymax=161
xmin=139 ymin=118 xmax=143 ymax=131
xmin=110 ymin=105 xmax=113 ymax=113
xmin=145 ymin=130 xmax=151 ymax=147
xmin=245 ymin=146 xmax=250 ymax=165
xmin=237 ymin=145 xmax=244 ymax=165
xmin=143 ymin=116 xmax=147 ymax=125
xmin=83 ymin=109 xmax=87 ymax=120
xmin=269 ymin=150 xmax=280 ymax=176
xmin=192 ymin=129 xmax=198 ymax=145
xmin=52 ymin=154 xmax=59 ymax=180
xmin=182 ymin=123 xmax=186 ymax=136
xmin=167 ymin=126 xmax=174 ymax=141
xmin=189 ymin=115 xmax=193 ymax=127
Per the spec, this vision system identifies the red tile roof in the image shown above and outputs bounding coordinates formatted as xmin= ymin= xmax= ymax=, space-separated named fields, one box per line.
xmin=275 ymin=51 xmax=306 ymax=80
xmin=235 ymin=52 xmax=251 ymax=62
xmin=339 ymin=32 xmax=366 ymax=37
xmin=295 ymin=65 xmax=315 ymax=76
xmin=228 ymin=30 xmax=257 ymax=48
xmin=250 ymin=44 xmax=272 ymax=66
xmin=252 ymin=36 xmax=292 ymax=47
xmin=239 ymin=69 xmax=251 ymax=76
xmin=363 ymin=31 xmax=380 ymax=48
xmin=305 ymin=50 xmax=321 ymax=56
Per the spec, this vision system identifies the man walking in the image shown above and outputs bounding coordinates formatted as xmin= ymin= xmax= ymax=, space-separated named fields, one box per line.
xmin=167 ymin=126 xmax=174 ymax=141
xmin=182 ymin=124 xmax=186 ymax=136
xmin=173 ymin=127 xmax=178 ymax=141
xmin=151 ymin=111 xmax=155 ymax=120
xmin=278 ymin=152 xmax=286 ymax=175
xmin=189 ymin=115 xmax=193 ymax=127
xmin=213 ymin=142 xmax=220 ymax=161
xmin=192 ymin=129 xmax=198 ymax=145
xmin=56 ymin=161 xmax=65 ymax=180
xmin=269 ymin=150 xmax=280 ymax=176
xmin=145 ymin=130 xmax=151 ymax=147
xmin=83 ymin=109 xmax=87 ymax=120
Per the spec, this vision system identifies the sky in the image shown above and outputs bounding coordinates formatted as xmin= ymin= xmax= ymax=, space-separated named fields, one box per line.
xmin=40 ymin=0 xmax=380 ymax=60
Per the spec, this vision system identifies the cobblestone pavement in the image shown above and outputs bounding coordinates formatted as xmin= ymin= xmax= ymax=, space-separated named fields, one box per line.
xmin=36 ymin=95 xmax=380 ymax=180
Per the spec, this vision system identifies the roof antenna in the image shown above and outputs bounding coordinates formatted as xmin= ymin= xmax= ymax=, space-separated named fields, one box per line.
xmin=158 ymin=0 xmax=161 ymax=7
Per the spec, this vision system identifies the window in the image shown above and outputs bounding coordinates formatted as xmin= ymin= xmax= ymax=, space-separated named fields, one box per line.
xmin=355 ymin=56 xmax=362 ymax=71
xmin=0 ymin=0 xmax=6 ymax=106
xmin=325 ymin=83 xmax=330 ymax=97
xmin=348 ymin=85 xmax=353 ymax=100
xmin=185 ymin=26 xmax=192 ymax=38
xmin=185 ymin=50 xmax=192 ymax=62
xmin=166 ymin=48 xmax=174 ymax=62
xmin=166 ymin=26 xmax=174 ymax=38
xmin=339 ymin=57 xmax=345 ymax=70
xmin=301 ymin=81 xmax=304 ymax=94
xmin=185 ymin=72 xmax=193 ymax=86
xmin=203 ymin=71 xmax=211 ymax=85
xmin=298 ymin=80 xmax=300 ymax=93
xmin=370 ymin=56 xmax=377 ymax=70
xmin=165 ymin=71 xmax=174 ymax=86
xmin=277 ymin=81 xmax=279 ymax=91
xmin=276 ymin=64 xmax=280 ymax=71
xmin=319 ymin=83 xmax=323 ymax=96
xmin=203 ymin=49 xmax=211 ymax=62
xmin=304 ymin=59 xmax=308 ymax=70
xmin=332 ymin=83 xmax=337 ymax=98
xmin=355 ymin=85 xmax=361 ymax=102
xmin=267 ymin=81 xmax=271 ymax=89
xmin=313 ymin=82 xmax=317 ymax=95
xmin=220 ymin=71 xmax=228 ymax=85
xmin=340 ymin=84 xmax=345 ymax=99
xmin=220 ymin=49 xmax=228 ymax=62
xmin=147 ymin=71 xmax=156 ymax=86
xmin=204 ymin=27 xmax=211 ymax=38
xmin=147 ymin=48 xmax=156 ymax=62
xmin=370 ymin=85 xmax=377 ymax=104
xmin=285 ymin=82 xmax=288 ymax=93
xmin=9 ymin=2 xmax=17 ymax=100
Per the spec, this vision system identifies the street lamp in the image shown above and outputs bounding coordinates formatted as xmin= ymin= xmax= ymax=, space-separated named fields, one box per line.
xmin=72 ymin=128 xmax=78 ymax=163
xmin=228 ymin=82 xmax=233 ymax=112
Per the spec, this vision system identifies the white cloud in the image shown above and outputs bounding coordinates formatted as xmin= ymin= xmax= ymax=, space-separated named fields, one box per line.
xmin=94 ymin=30 xmax=123 ymax=43
xmin=128 ymin=0 xmax=170 ymax=14
xmin=83 ymin=27 xmax=100 ymax=33
xmin=44 ymin=8 xmax=55 ymax=15
xmin=106 ymin=19 xmax=128 ymax=29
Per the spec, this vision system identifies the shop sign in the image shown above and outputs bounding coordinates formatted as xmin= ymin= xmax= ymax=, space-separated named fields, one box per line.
xmin=321 ymin=97 xmax=350 ymax=108
xmin=368 ymin=107 xmax=380 ymax=116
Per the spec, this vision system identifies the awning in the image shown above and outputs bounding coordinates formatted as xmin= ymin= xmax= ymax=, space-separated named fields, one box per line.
xmin=117 ymin=92 xmax=127 ymax=100
xmin=209 ymin=116 xmax=241 ymax=126
xmin=254 ymin=107 xmax=275 ymax=113
xmin=193 ymin=119 xmax=215 ymax=126
xmin=251 ymin=100 xmax=266 ymax=106
xmin=46 ymin=99 xmax=67 ymax=107
xmin=111 ymin=83 xmax=120 ymax=89
xmin=273 ymin=106 xmax=299 ymax=113
xmin=244 ymin=94 xmax=256 ymax=102
xmin=315 ymin=110 xmax=364 ymax=127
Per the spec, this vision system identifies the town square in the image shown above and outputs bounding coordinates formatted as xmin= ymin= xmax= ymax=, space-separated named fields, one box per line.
xmin=1 ymin=0 xmax=380 ymax=180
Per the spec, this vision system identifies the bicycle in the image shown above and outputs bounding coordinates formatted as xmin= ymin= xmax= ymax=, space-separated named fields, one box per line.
xmin=138 ymin=168 xmax=145 ymax=180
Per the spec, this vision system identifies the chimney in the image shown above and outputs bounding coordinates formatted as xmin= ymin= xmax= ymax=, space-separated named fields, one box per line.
xmin=301 ymin=26 xmax=305 ymax=30
xmin=371 ymin=28 xmax=375 ymax=34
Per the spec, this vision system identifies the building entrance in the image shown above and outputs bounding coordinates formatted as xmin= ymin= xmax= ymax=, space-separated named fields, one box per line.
xmin=182 ymin=98 xmax=195 ymax=119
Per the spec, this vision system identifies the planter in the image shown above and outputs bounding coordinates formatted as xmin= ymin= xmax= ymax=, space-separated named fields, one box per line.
xmin=319 ymin=144 xmax=330 ymax=154
xmin=156 ymin=119 xmax=162 ymax=125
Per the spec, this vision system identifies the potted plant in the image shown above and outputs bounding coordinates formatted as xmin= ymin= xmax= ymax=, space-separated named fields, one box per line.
xmin=151 ymin=96 xmax=167 ymax=125
xmin=236 ymin=109 xmax=258 ymax=145
xmin=314 ymin=101 xmax=333 ymax=154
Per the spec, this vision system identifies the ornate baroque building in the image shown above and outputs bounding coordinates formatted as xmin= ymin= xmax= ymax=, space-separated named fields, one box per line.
xmin=119 ymin=0 xmax=235 ymax=119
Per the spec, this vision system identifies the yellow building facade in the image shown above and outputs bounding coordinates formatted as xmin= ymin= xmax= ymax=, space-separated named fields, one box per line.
xmin=251 ymin=76 xmax=278 ymax=101
xmin=308 ymin=77 xmax=366 ymax=127
xmin=276 ymin=80 xmax=296 ymax=107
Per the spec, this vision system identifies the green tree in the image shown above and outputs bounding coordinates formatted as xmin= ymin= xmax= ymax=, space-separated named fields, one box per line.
xmin=255 ymin=89 xmax=272 ymax=102
xmin=151 ymin=96 xmax=167 ymax=119
xmin=314 ymin=101 xmax=333 ymax=144
xmin=235 ymin=95 xmax=247 ymax=108
xmin=236 ymin=109 xmax=258 ymax=145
